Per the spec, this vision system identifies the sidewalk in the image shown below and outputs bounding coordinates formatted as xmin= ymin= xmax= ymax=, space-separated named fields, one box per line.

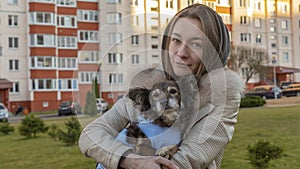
xmin=264 ymin=96 xmax=300 ymax=107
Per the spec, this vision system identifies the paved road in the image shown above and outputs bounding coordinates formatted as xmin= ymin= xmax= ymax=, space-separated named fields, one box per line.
xmin=7 ymin=113 xmax=85 ymax=123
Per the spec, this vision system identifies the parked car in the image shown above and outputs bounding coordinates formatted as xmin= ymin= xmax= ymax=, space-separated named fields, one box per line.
xmin=96 ymin=98 xmax=109 ymax=113
xmin=245 ymin=85 xmax=282 ymax=99
xmin=58 ymin=101 xmax=81 ymax=116
xmin=280 ymin=81 xmax=293 ymax=89
xmin=0 ymin=103 xmax=9 ymax=122
xmin=282 ymin=84 xmax=300 ymax=97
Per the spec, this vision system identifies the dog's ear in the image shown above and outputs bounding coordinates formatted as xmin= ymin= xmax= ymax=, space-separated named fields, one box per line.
xmin=128 ymin=87 xmax=151 ymax=111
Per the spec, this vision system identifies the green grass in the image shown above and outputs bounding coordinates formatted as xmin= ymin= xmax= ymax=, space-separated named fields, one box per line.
xmin=0 ymin=106 xmax=299 ymax=169
xmin=222 ymin=105 xmax=300 ymax=169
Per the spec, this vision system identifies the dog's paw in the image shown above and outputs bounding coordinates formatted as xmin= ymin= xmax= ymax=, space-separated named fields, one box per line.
xmin=155 ymin=145 xmax=179 ymax=159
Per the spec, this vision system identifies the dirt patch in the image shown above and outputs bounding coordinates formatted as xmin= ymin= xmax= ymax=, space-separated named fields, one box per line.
xmin=265 ymin=96 xmax=300 ymax=106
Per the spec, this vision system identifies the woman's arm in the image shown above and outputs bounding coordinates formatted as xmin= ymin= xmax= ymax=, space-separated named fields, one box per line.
xmin=171 ymin=90 xmax=242 ymax=169
xmin=79 ymin=98 xmax=134 ymax=169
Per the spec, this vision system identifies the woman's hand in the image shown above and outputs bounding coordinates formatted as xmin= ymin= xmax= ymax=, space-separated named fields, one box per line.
xmin=119 ymin=153 xmax=179 ymax=169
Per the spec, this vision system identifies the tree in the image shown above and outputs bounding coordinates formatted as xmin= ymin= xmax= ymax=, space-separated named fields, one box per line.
xmin=227 ymin=45 xmax=269 ymax=84
xmin=83 ymin=90 xmax=98 ymax=116
xmin=92 ymin=77 xmax=100 ymax=99
xmin=18 ymin=114 xmax=48 ymax=138
xmin=247 ymin=140 xmax=283 ymax=169
xmin=57 ymin=117 xmax=82 ymax=145
xmin=0 ymin=122 xmax=14 ymax=135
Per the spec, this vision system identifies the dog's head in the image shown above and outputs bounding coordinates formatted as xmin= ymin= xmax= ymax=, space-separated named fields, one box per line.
xmin=129 ymin=81 xmax=181 ymax=126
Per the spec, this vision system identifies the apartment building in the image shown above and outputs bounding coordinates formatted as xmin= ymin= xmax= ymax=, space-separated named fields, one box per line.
xmin=1 ymin=0 xmax=300 ymax=112
xmin=99 ymin=0 xmax=178 ymax=104
xmin=0 ymin=0 xmax=99 ymax=112
xmin=231 ymin=0 xmax=300 ymax=84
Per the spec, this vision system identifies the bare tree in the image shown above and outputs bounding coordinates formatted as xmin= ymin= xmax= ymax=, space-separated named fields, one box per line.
xmin=227 ymin=45 xmax=269 ymax=84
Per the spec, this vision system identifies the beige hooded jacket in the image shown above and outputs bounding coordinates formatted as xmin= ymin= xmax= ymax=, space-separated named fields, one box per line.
xmin=79 ymin=67 xmax=244 ymax=169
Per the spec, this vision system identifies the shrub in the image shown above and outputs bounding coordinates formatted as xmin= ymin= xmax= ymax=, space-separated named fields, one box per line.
xmin=48 ymin=124 xmax=59 ymax=140
xmin=84 ymin=91 xmax=98 ymax=116
xmin=247 ymin=140 xmax=283 ymax=169
xmin=240 ymin=96 xmax=266 ymax=108
xmin=18 ymin=114 xmax=48 ymax=138
xmin=57 ymin=117 xmax=81 ymax=145
xmin=0 ymin=122 xmax=14 ymax=135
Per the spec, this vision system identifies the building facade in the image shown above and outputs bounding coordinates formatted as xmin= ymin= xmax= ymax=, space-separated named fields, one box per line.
xmin=0 ymin=0 xmax=300 ymax=112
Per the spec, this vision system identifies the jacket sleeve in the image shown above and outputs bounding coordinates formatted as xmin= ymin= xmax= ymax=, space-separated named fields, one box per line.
xmin=171 ymin=89 xmax=242 ymax=169
xmin=78 ymin=97 xmax=134 ymax=169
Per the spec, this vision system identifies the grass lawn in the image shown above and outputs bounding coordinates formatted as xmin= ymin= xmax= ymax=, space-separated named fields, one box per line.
xmin=222 ymin=105 xmax=300 ymax=169
xmin=0 ymin=105 xmax=299 ymax=169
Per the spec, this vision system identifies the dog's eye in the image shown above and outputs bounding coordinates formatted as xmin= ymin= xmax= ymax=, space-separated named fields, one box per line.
xmin=169 ymin=88 xmax=178 ymax=95
xmin=153 ymin=92 xmax=160 ymax=97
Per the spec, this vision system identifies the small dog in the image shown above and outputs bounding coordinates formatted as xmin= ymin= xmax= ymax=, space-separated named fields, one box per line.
xmin=126 ymin=80 xmax=182 ymax=164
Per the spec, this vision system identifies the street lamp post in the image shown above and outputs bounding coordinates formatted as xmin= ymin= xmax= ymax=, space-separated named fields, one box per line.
xmin=272 ymin=58 xmax=277 ymax=99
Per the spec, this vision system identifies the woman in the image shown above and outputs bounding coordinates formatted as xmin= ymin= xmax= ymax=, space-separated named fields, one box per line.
xmin=79 ymin=4 xmax=244 ymax=169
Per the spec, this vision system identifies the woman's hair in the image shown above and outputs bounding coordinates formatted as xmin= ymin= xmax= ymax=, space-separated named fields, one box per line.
xmin=161 ymin=4 xmax=230 ymax=79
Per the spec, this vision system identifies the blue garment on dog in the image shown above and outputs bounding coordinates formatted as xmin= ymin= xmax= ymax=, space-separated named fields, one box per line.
xmin=95 ymin=118 xmax=181 ymax=169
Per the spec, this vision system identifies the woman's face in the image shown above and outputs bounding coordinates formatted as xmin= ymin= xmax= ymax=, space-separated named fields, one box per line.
xmin=168 ymin=17 xmax=203 ymax=76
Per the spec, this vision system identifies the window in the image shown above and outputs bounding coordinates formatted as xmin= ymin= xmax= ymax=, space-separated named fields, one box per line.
xmin=29 ymin=0 xmax=55 ymax=2
xmin=58 ymin=58 xmax=77 ymax=69
xmin=152 ymin=44 xmax=158 ymax=49
xmin=106 ymin=0 xmax=121 ymax=3
xmin=282 ymin=36 xmax=288 ymax=45
xmin=131 ymin=15 xmax=139 ymax=26
xmin=151 ymin=7 xmax=158 ymax=12
xmin=57 ymin=0 xmax=76 ymax=6
xmin=79 ymin=30 xmax=98 ymax=42
xmin=30 ymin=34 xmax=56 ymax=47
xmin=109 ymin=73 xmax=123 ymax=84
xmin=57 ymin=36 xmax=77 ymax=48
xmin=281 ymin=20 xmax=288 ymax=30
xmin=130 ymin=0 xmax=138 ymax=6
xmin=31 ymin=57 xmax=56 ymax=69
xmin=131 ymin=54 xmax=139 ymax=64
xmin=203 ymin=1 xmax=215 ymax=9
xmin=131 ymin=35 xmax=139 ymax=45
xmin=254 ymin=18 xmax=261 ymax=28
xmin=280 ymin=4 xmax=288 ymax=13
xmin=8 ymin=37 xmax=18 ymax=48
xmin=8 ymin=15 xmax=18 ymax=27
xmin=79 ymin=51 xmax=99 ymax=63
xmin=241 ymin=67 xmax=250 ymax=77
xmin=220 ymin=14 xmax=231 ymax=24
xmin=270 ymin=35 xmax=276 ymax=40
xmin=79 ymin=72 xmax=98 ymax=83
xmin=255 ymin=34 xmax=262 ymax=44
xmin=166 ymin=0 xmax=173 ymax=9
xmin=57 ymin=15 xmax=76 ymax=28
xmin=108 ymin=33 xmax=122 ymax=43
xmin=217 ymin=0 xmax=230 ymax=6
xmin=239 ymin=0 xmax=246 ymax=7
xmin=78 ymin=10 xmax=98 ymax=22
xmin=9 ymin=59 xmax=19 ymax=71
xmin=271 ymin=43 xmax=276 ymax=48
xmin=31 ymin=79 xmax=56 ymax=90
xmin=240 ymin=33 xmax=251 ymax=42
xmin=282 ymin=52 xmax=289 ymax=62
xmin=58 ymin=79 xmax=78 ymax=90
xmin=29 ymin=12 xmax=55 ymax=25
xmin=269 ymin=19 xmax=276 ymax=24
xmin=270 ymin=27 xmax=276 ymax=32
xmin=108 ymin=53 xmax=123 ymax=64
xmin=188 ymin=0 xmax=195 ymax=6
xmin=254 ymin=1 xmax=262 ymax=11
xmin=8 ymin=0 xmax=18 ymax=5
xmin=107 ymin=12 xmax=122 ymax=24
xmin=240 ymin=16 xmax=250 ymax=25
xmin=10 ymin=82 xmax=19 ymax=94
